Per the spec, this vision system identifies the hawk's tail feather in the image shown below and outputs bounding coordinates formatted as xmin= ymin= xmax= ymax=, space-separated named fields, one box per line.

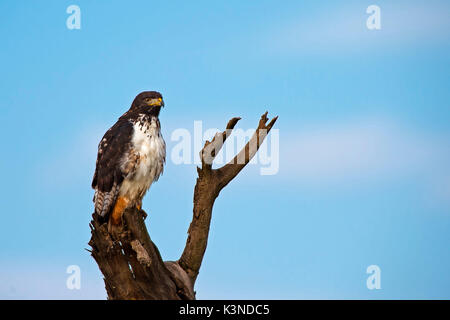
xmin=94 ymin=182 xmax=120 ymax=218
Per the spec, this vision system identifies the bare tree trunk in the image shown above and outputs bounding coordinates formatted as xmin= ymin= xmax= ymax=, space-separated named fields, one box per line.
xmin=88 ymin=112 xmax=278 ymax=300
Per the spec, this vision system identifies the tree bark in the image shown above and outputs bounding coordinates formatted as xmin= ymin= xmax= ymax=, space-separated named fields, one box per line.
xmin=88 ymin=112 xmax=278 ymax=300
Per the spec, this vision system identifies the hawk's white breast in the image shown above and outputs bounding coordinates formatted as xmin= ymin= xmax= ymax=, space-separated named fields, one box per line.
xmin=119 ymin=116 xmax=166 ymax=201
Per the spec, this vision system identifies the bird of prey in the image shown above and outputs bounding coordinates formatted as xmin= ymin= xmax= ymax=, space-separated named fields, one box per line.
xmin=92 ymin=91 xmax=166 ymax=227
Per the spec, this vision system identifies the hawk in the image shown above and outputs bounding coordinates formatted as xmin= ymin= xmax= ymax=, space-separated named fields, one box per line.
xmin=92 ymin=91 xmax=166 ymax=227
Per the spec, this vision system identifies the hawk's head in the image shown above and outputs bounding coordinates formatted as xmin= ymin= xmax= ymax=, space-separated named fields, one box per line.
xmin=130 ymin=91 xmax=165 ymax=114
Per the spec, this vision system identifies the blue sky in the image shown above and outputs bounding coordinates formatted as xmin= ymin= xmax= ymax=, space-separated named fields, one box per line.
xmin=0 ymin=0 xmax=449 ymax=299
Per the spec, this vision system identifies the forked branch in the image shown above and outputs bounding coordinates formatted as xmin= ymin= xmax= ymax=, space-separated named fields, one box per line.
xmin=179 ymin=112 xmax=278 ymax=283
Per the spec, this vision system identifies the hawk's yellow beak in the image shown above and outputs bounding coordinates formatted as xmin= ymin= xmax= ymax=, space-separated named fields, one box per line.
xmin=147 ymin=97 xmax=164 ymax=107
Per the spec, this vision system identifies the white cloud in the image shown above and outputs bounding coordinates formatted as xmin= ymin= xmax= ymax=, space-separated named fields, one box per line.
xmin=281 ymin=117 xmax=450 ymax=200
xmin=265 ymin=1 xmax=450 ymax=56
xmin=36 ymin=117 xmax=450 ymax=206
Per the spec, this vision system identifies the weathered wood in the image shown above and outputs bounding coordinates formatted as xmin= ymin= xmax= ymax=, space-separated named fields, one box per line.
xmin=89 ymin=209 xmax=184 ymax=299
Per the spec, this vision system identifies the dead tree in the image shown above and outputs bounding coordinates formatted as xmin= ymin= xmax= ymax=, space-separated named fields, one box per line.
xmin=88 ymin=112 xmax=278 ymax=299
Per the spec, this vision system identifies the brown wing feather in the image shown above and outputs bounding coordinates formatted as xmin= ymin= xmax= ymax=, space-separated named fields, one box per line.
xmin=92 ymin=118 xmax=134 ymax=217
